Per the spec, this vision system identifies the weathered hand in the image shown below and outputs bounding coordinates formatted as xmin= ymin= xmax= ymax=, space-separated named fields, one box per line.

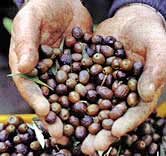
xmin=82 ymin=4 xmax=166 ymax=154
xmin=9 ymin=0 xmax=92 ymax=140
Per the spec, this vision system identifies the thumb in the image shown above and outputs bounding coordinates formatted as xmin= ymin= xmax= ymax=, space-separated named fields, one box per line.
xmin=138 ymin=42 xmax=166 ymax=102
xmin=12 ymin=4 xmax=41 ymax=73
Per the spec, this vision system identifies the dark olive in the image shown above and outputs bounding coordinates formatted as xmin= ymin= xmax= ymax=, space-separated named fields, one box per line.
xmin=128 ymin=78 xmax=137 ymax=91
xmin=75 ymin=126 xmax=87 ymax=140
xmin=72 ymin=27 xmax=83 ymax=39
xmin=114 ymin=41 xmax=123 ymax=49
xmin=41 ymin=45 xmax=53 ymax=57
xmin=81 ymin=115 xmax=93 ymax=127
xmin=73 ymin=42 xmax=82 ymax=53
xmin=133 ymin=61 xmax=144 ymax=76
xmin=64 ymin=124 xmax=74 ymax=136
xmin=51 ymin=102 xmax=61 ymax=114
xmin=114 ymin=84 xmax=129 ymax=99
xmin=28 ymin=68 xmax=38 ymax=76
xmin=120 ymin=59 xmax=133 ymax=71
xmin=100 ymin=45 xmax=114 ymax=57
xmin=110 ymin=147 xmax=118 ymax=156
xmin=140 ymin=123 xmax=152 ymax=135
xmin=59 ymin=149 xmax=72 ymax=156
xmin=123 ymin=149 xmax=132 ymax=156
xmin=47 ymin=79 xmax=56 ymax=89
xmin=127 ymin=92 xmax=139 ymax=106
xmin=15 ymin=144 xmax=28 ymax=155
xmin=136 ymin=140 xmax=146 ymax=150
xmin=72 ymin=102 xmax=87 ymax=116
xmin=72 ymin=62 xmax=81 ymax=72
xmin=0 ymin=130 xmax=8 ymax=142
xmin=148 ymin=143 xmax=158 ymax=155
xmin=106 ymin=56 xmax=116 ymax=65
xmin=102 ymin=119 xmax=113 ymax=130
xmin=18 ymin=124 xmax=28 ymax=133
xmin=42 ymin=58 xmax=53 ymax=68
xmin=56 ymin=70 xmax=68 ymax=83
xmin=79 ymin=70 xmax=90 ymax=84
xmin=60 ymin=65 xmax=71 ymax=73
xmin=122 ymin=135 xmax=133 ymax=147
xmin=36 ymin=62 xmax=48 ymax=74
xmin=58 ymin=96 xmax=70 ymax=108
xmin=48 ymin=94 xmax=59 ymax=103
xmin=75 ymin=83 xmax=87 ymax=97
xmin=117 ymin=70 xmax=126 ymax=79
xmin=45 ymin=111 xmax=57 ymax=124
xmin=40 ymin=72 xmax=49 ymax=81
xmin=98 ymin=99 xmax=112 ymax=110
xmin=142 ymin=135 xmax=152 ymax=146
xmin=115 ymin=49 xmax=126 ymax=58
xmin=0 ymin=123 xmax=5 ymax=131
xmin=83 ymin=32 xmax=92 ymax=42
xmin=0 ymin=142 xmax=7 ymax=153
xmin=92 ymin=53 xmax=105 ymax=64
xmin=30 ymin=141 xmax=41 ymax=151
xmin=97 ymin=73 xmax=105 ymax=84
xmin=65 ymin=35 xmax=76 ymax=47
xmin=86 ymin=90 xmax=97 ymax=102
xmin=69 ymin=115 xmax=80 ymax=127
xmin=91 ymin=35 xmax=102 ymax=44
xmin=106 ymin=74 xmax=113 ymax=86
xmin=88 ymin=123 xmax=101 ymax=135
xmin=111 ymin=57 xmax=122 ymax=69
xmin=98 ymin=110 xmax=110 ymax=121
xmin=152 ymin=133 xmax=160 ymax=142
xmin=55 ymin=84 xmax=68 ymax=95
xmin=85 ymin=83 xmax=95 ymax=91
xmin=66 ymin=78 xmax=77 ymax=89
xmin=95 ymin=44 xmax=101 ymax=53
xmin=96 ymin=86 xmax=113 ymax=99
xmin=68 ymin=91 xmax=80 ymax=103
xmin=87 ymin=104 xmax=99 ymax=116
xmin=86 ymin=47 xmax=95 ymax=57
xmin=104 ymin=36 xmax=116 ymax=45
xmin=59 ymin=109 xmax=70 ymax=121
xmin=72 ymin=53 xmax=82 ymax=62
xmin=13 ymin=135 xmax=22 ymax=144
xmin=41 ymin=86 xmax=50 ymax=97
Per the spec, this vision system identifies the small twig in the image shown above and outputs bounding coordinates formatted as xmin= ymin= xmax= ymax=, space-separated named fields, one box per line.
xmin=101 ymin=74 xmax=108 ymax=86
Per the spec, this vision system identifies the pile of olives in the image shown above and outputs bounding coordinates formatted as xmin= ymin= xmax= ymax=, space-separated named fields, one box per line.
xmin=28 ymin=26 xmax=144 ymax=149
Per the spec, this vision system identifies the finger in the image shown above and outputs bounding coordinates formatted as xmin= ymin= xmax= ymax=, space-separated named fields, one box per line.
xmin=94 ymin=129 xmax=117 ymax=151
xmin=112 ymin=85 xmax=163 ymax=137
xmin=81 ymin=134 xmax=96 ymax=155
xmin=12 ymin=4 xmax=41 ymax=73
xmin=41 ymin=117 xmax=63 ymax=139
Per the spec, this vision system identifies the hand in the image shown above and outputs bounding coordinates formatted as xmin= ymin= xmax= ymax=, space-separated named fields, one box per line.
xmin=9 ymin=0 xmax=92 ymax=139
xmin=82 ymin=4 xmax=166 ymax=154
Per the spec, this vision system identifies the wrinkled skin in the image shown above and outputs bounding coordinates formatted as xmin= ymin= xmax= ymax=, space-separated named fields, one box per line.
xmin=9 ymin=1 xmax=166 ymax=154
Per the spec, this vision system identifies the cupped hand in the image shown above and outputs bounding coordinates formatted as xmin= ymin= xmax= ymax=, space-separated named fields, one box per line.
xmin=82 ymin=4 xmax=166 ymax=154
xmin=9 ymin=0 xmax=92 ymax=139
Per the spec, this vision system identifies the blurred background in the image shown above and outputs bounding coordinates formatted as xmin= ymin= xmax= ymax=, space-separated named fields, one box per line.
xmin=0 ymin=0 xmax=165 ymax=116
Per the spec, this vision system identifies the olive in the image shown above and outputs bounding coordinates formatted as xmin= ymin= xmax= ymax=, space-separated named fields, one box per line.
xmin=86 ymin=90 xmax=97 ymax=102
xmin=66 ymin=78 xmax=77 ymax=89
xmin=155 ymin=118 xmax=165 ymax=128
xmin=92 ymin=53 xmax=105 ymax=64
xmin=98 ymin=110 xmax=110 ymax=121
xmin=83 ymin=32 xmax=92 ymax=42
xmin=18 ymin=124 xmax=28 ymax=133
xmin=60 ymin=49 xmax=72 ymax=65
xmin=73 ymin=42 xmax=82 ymax=53
xmin=86 ymin=47 xmax=95 ymax=57
xmin=72 ymin=144 xmax=82 ymax=156
xmin=51 ymin=102 xmax=61 ymax=114
xmin=0 ymin=130 xmax=8 ymax=141
xmin=47 ymin=79 xmax=56 ymax=89
xmin=40 ymin=72 xmax=49 ymax=81
xmin=0 ymin=142 xmax=7 ymax=153
xmin=36 ymin=62 xmax=48 ymax=74
xmin=15 ymin=144 xmax=28 ymax=155
xmin=114 ymin=84 xmax=129 ymax=99
xmin=123 ymin=149 xmax=132 ymax=156
xmin=52 ymin=48 xmax=61 ymax=57
xmin=112 ymin=80 xmax=121 ymax=92
xmin=59 ymin=109 xmax=70 ymax=121
xmin=79 ymin=70 xmax=90 ymax=84
xmin=72 ymin=102 xmax=87 ymax=116
xmin=81 ymin=115 xmax=93 ymax=127
xmin=56 ymin=84 xmax=68 ymax=95
xmin=148 ymin=143 xmax=158 ymax=155
xmin=60 ymin=65 xmax=71 ymax=73
xmin=28 ymin=68 xmax=38 ymax=76
xmin=115 ymin=49 xmax=126 ymax=58
xmin=68 ymin=91 xmax=80 ymax=103
xmin=88 ymin=123 xmax=101 ymax=135
xmin=58 ymin=96 xmax=70 ymax=108
xmin=1 ymin=153 xmax=10 ymax=156
xmin=41 ymin=45 xmax=53 ymax=57
xmin=30 ymin=141 xmax=41 ymax=151
xmin=122 ymin=135 xmax=133 ymax=147
xmin=41 ymin=86 xmax=50 ymax=96
xmin=95 ymin=44 xmax=101 ymax=53
xmin=152 ymin=133 xmax=160 ymax=142
xmin=142 ymin=135 xmax=152 ymax=146
xmin=114 ymin=41 xmax=123 ymax=49
xmin=131 ymin=134 xmax=138 ymax=143
xmin=48 ymin=94 xmax=59 ymax=103
xmin=45 ymin=111 xmax=57 ymax=124
xmin=106 ymin=56 xmax=116 ymax=65
xmin=87 ymin=104 xmax=99 ymax=116
xmin=103 ymin=66 xmax=113 ymax=75
xmin=140 ymin=123 xmax=152 ymax=134
xmin=56 ymin=70 xmax=68 ymax=83
xmin=136 ymin=140 xmax=146 ymax=150
xmin=110 ymin=147 xmax=118 ymax=156
xmin=64 ymin=124 xmax=74 ymax=136
xmin=75 ymin=126 xmax=87 ymax=140
xmin=91 ymin=35 xmax=102 ymax=44
xmin=128 ymin=78 xmax=137 ymax=91
xmin=75 ymin=83 xmax=87 ymax=97
xmin=117 ymin=70 xmax=126 ymax=79
xmin=120 ymin=59 xmax=133 ymax=71
xmin=72 ymin=27 xmax=83 ymax=39
xmin=7 ymin=116 xmax=21 ymax=126
xmin=59 ymin=149 xmax=72 ymax=156
xmin=133 ymin=153 xmax=142 ymax=156
xmin=127 ymin=92 xmax=139 ymax=106
xmin=100 ymin=45 xmax=114 ymax=57
xmin=65 ymin=35 xmax=76 ymax=47
xmin=72 ymin=53 xmax=82 ymax=61
xmin=72 ymin=62 xmax=81 ymax=72
xmin=86 ymin=83 xmax=95 ymax=91
xmin=81 ymin=57 xmax=93 ymax=67
xmin=68 ymin=73 xmax=78 ymax=80
xmin=6 ymin=125 xmax=16 ymax=133
xmin=69 ymin=115 xmax=80 ymax=127
xmin=13 ymin=135 xmax=22 ymax=144
xmin=4 ymin=140 xmax=12 ymax=149
xmin=106 ymin=74 xmax=113 ymax=86
xmin=27 ymin=152 xmax=34 ymax=156
xmin=102 ymin=119 xmax=113 ymax=130
xmin=104 ymin=36 xmax=116 ymax=45
xmin=111 ymin=57 xmax=122 ymax=69
xmin=96 ymin=86 xmax=113 ymax=99
xmin=133 ymin=61 xmax=144 ymax=76
xmin=98 ymin=99 xmax=112 ymax=109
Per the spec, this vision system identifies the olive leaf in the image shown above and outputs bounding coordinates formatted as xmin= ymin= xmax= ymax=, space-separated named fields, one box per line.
xmin=97 ymin=150 xmax=104 ymax=156
xmin=60 ymin=37 xmax=65 ymax=51
xmin=3 ymin=17 xmax=13 ymax=34
xmin=50 ymin=61 xmax=58 ymax=76
xmin=117 ymin=145 xmax=122 ymax=156
xmin=7 ymin=73 xmax=54 ymax=91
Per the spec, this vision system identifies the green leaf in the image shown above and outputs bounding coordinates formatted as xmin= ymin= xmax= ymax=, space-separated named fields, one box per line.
xmin=117 ymin=145 xmax=122 ymax=156
xmin=97 ymin=151 xmax=104 ymax=156
xmin=33 ymin=121 xmax=45 ymax=149
xmin=3 ymin=17 xmax=13 ymax=34
xmin=60 ymin=37 xmax=65 ymax=51
xmin=7 ymin=73 xmax=54 ymax=91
